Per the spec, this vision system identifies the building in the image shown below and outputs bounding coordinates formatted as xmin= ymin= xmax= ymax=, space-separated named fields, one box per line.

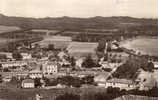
xmin=94 ymin=72 xmax=110 ymax=87
xmin=29 ymin=69 xmax=43 ymax=79
xmin=75 ymin=58 xmax=84 ymax=68
xmin=67 ymin=42 xmax=98 ymax=59
xmin=21 ymin=79 xmax=35 ymax=88
xmin=1 ymin=61 xmax=27 ymax=69
xmin=2 ymin=75 xmax=12 ymax=82
xmin=99 ymin=60 xmax=122 ymax=69
xmin=106 ymin=78 xmax=135 ymax=90
xmin=42 ymin=61 xmax=58 ymax=76
xmin=21 ymin=53 xmax=32 ymax=60
xmin=153 ymin=62 xmax=158 ymax=69
xmin=57 ymin=51 xmax=67 ymax=59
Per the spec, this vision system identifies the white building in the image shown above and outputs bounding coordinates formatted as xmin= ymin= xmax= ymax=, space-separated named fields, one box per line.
xmin=94 ymin=72 xmax=110 ymax=87
xmin=42 ymin=61 xmax=58 ymax=75
xmin=75 ymin=58 xmax=84 ymax=68
xmin=153 ymin=62 xmax=158 ymax=69
xmin=21 ymin=53 xmax=32 ymax=60
xmin=1 ymin=61 xmax=27 ymax=69
xmin=29 ymin=69 xmax=43 ymax=79
xmin=106 ymin=78 xmax=135 ymax=90
xmin=21 ymin=79 xmax=35 ymax=88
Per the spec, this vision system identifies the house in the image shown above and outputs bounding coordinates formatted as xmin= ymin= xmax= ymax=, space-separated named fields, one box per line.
xmin=153 ymin=62 xmax=158 ymax=69
xmin=21 ymin=79 xmax=35 ymax=88
xmin=57 ymin=51 xmax=67 ymax=59
xmin=94 ymin=72 xmax=110 ymax=87
xmin=67 ymin=42 xmax=98 ymax=59
xmin=75 ymin=58 xmax=85 ymax=69
xmin=1 ymin=61 xmax=27 ymax=69
xmin=29 ymin=69 xmax=43 ymax=79
xmin=42 ymin=61 xmax=58 ymax=76
xmin=99 ymin=61 xmax=122 ymax=69
xmin=2 ymin=75 xmax=12 ymax=82
xmin=21 ymin=53 xmax=32 ymax=60
xmin=106 ymin=78 xmax=135 ymax=90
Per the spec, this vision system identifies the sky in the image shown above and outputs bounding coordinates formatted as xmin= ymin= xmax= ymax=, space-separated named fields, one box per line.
xmin=0 ymin=0 xmax=158 ymax=18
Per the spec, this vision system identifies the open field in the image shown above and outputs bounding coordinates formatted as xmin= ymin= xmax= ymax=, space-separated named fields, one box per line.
xmin=121 ymin=36 xmax=158 ymax=56
xmin=0 ymin=25 xmax=20 ymax=34
xmin=0 ymin=85 xmax=106 ymax=100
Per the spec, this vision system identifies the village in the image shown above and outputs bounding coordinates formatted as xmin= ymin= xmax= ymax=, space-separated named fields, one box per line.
xmin=0 ymin=29 xmax=158 ymax=94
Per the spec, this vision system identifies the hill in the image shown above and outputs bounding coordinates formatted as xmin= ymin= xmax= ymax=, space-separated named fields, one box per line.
xmin=0 ymin=14 xmax=158 ymax=34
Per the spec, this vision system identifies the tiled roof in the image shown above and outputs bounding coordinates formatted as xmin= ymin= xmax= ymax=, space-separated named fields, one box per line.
xmin=22 ymin=79 xmax=34 ymax=83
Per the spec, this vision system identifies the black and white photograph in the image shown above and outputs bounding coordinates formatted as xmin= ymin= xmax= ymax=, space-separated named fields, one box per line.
xmin=0 ymin=0 xmax=158 ymax=100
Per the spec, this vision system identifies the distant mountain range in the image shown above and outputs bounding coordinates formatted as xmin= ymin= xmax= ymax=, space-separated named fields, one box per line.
xmin=0 ymin=13 xmax=158 ymax=32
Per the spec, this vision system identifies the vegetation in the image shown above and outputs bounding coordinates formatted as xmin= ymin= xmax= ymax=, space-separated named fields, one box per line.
xmin=55 ymin=93 xmax=80 ymax=100
xmin=82 ymin=55 xmax=100 ymax=68
xmin=97 ymin=39 xmax=106 ymax=52
xmin=12 ymin=51 xmax=23 ymax=60
xmin=112 ymin=56 xmax=154 ymax=79
xmin=34 ymin=78 xmax=42 ymax=88
xmin=57 ymin=76 xmax=82 ymax=87
xmin=102 ymin=68 xmax=112 ymax=72
xmin=47 ymin=44 xmax=54 ymax=51
xmin=0 ymin=74 xmax=2 ymax=83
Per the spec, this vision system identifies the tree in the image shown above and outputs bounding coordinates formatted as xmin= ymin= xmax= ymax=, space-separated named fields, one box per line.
xmin=12 ymin=51 xmax=23 ymax=60
xmin=103 ymin=53 xmax=108 ymax=61
xmin=34 ymin=78 xmax=42 ymax=88
xmin=97 ymin=39 xmax=106 ymax=52
xmin=0 ymin=74 xmax=2 ymax=83
xmin=55 ymin=93 xmax=80 ymax=100
xmin=82 ymin=55 xmax=97 ymax=68
xmin=70 ymin=56 xmax=76 ymax=67
xmin=48 ymin=44 xmax=54 ymax=51
xmin=0 ymin=54 xmax=7 ymax=59
xmin=82 ymin=75 xmax=94 ymax=84
xmin=3 ymin=68 xmax=10 ymax=72
xmin=112 ymin=58 xmax=140 ymax=79
xmin=0 ymin=64 xmax=2 ymax=71
xmin=145 ymin=62 xmax=154 ymax=72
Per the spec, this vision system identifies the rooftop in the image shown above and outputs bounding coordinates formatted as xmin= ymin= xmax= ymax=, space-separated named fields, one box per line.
xmin=22 ymin=79 xmax=34 ymax=83
xmin=107 ymin=78 xmax=133 ymax=85
xmin=94 ymin=72 xmax=110 ymax=83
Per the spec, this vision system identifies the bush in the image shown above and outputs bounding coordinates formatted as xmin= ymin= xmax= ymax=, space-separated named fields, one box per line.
xmin=102 ymin=68 xmax=112 ymax=72
xmin=55 ymin=93 xmax=80 ymax=100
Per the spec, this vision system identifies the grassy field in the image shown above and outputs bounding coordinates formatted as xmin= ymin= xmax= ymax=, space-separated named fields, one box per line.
xmin=121 ymin=37 xmax=158 ymax=56
xmin=0 ymin=25 xmax=20 ymax=34
xmin=0 ymin=83 xmax=106 ymax=100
